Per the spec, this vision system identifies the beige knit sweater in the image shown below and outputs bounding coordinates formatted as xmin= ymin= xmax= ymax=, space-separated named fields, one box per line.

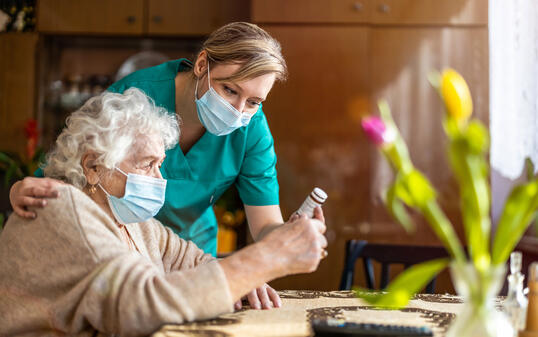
xmin=0 ymin=185 xmax=234 ymax=336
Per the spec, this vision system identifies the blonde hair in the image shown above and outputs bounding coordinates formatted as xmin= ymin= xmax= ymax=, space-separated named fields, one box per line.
xmin=44 ymin=88 xmax=179 ymax=189
xmin=198 ymin=22 xmax=287 ymax=82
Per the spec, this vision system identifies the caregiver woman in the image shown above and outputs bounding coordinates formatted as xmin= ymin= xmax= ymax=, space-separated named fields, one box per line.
xmin=10 ymin=22 xmax=324 ymax=256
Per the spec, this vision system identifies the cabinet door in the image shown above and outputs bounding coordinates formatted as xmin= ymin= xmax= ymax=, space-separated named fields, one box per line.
xmin=0 ymin=34 xmax=38 ymax=157
xmin=368 ymin=26 xmax=489 ymax=239
xmin=257 ymin=25 xmax=371 ymax=291
xmin=37 ymin=0 xmax=144 ymax=35
xmin=252 ymin=0 xmax=371 ymax=23
xmin=148 ymin=0 xmax=250 ymax=36
xmin=371 ymin=0 xmax=488 ymax=25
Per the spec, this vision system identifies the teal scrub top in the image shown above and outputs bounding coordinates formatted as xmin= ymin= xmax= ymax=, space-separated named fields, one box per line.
xmin=106 ymin=59 xmax=280 ymax=256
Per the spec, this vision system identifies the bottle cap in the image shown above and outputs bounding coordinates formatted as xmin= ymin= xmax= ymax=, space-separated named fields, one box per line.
xmin=511 ymin=251 xmax=523 ymax=274
xmin=312 ymin=187 xmax=328 ymax=204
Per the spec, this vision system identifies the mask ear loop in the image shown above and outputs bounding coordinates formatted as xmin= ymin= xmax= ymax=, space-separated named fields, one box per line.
xmin=115 ymin=167 xmax=128 ymax=177
xmin=98 ymin=167 xmax=128 ymax=196
xmin=98 ymin=183 xmax=110 ymax=196
xmin=194 ymin=61 xmax=211 ymax=100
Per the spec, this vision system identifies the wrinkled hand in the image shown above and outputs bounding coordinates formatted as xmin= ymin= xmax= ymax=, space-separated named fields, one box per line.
xmin=289 ymin=206 xmax=325 ymax=224
xmin=9 ymin=177 xmax=63 ymax=218
xmin=263 ymin=207 xmax=328 ymax=276
xmin=234 ymin=283 xmax=281 ymax=310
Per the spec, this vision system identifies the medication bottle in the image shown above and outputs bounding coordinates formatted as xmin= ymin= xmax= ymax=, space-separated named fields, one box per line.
xmin=504 ymin=252 xmax=528 ymax=332
xmin=295 ymin=187 xmax=328 ymax=218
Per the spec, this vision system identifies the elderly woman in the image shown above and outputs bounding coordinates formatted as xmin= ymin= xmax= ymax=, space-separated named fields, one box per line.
xmin=0 ymin=88 xmax=327 ymax=336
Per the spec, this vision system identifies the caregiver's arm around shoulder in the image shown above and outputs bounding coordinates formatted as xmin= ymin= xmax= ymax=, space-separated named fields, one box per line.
xmin=9 ymin=176 xmax=62 ymax=218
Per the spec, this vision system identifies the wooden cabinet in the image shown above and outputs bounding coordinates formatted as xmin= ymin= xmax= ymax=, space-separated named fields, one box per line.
xmin=37 ymin=0 xmax=144 ymax=35
xmin=252 ymin=0 xmax=371 ymax=23
xmin=37 ymin=0 xmax=250 ymax=36
xmin=252 ymin=0 xmax=489 ymax=292
xmin=370 ymin=0 xmax=487 ymax=25
xmin=148 ymin=0 xmax=249 ymax=36
xmin=0 ymin=34 xmax=39 ymax=157
xmin=253 ymin=0 xmax=487 ymax=25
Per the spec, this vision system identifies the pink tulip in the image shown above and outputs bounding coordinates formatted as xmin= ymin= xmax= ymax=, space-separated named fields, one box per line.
xmin=362 ymin=116 xmax=392 ymax=145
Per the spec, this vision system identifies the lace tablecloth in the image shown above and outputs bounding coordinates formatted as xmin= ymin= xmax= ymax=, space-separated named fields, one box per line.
xmin=152 ymin=290 xmax=504 ymax=337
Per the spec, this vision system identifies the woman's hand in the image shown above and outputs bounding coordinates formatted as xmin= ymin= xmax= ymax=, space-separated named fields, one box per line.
xmin=233 ymin=283 xmax=281 ymax=310
xmin=262 ymin=209 xmax=328 ymax=276
xmin=218 ymin=206 xmax=327 ymax=305
xmin=289 ymin=206 xmax=325 ymax=223
xmin=9 ymin=177 xmax=63 ymax=218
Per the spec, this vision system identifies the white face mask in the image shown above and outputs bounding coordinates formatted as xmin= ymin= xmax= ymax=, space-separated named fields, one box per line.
xmin=194 ymin=63 xmax=253 ymax=136
xmin=99 ymin=168 xmax=166 ymax=224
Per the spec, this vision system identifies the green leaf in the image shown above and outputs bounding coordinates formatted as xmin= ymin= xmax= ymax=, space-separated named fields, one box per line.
xmin=0 ymin=151 xmax=14 ymax=165
xmin=443 ymin=116 xmax=460 ymax=139
xmin=4 ymin=163 xmax=17 ymax=188
xmin=422 ymin=201 xmax=466 ymax=263
xmin=391 ymin=170 xmax=436 ymax=210
xmin=465 ymin=121 xmax=489 ymax=154
xmin=492 ymin=179 xmax=538 ymax=265
xmin=385 ymin=182 xmax=415 ymax=233
xmin=356 ymin=258 xmax=449 ymax=309
xmin=406 ymin=170 xmax=436 ymax=207
xmin=526 ymin=157 xmax=536 ymax=181
xmin=378 ymin=101 xmax=414 ymax=174
xmin=447 ymin=124 xmax=491 ymax=270
xmin=0 ymin=213 xmax=4 ymax=231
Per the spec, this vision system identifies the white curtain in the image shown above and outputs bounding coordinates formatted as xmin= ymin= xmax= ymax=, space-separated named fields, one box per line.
xmin=489 ymin=0 xmax=538 ymax=222
xmin=490 ymin=0 xmax=538 ymax=180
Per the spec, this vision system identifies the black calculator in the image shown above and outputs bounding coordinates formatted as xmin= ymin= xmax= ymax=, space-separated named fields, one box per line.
xmin=311 ymin=319 xmax=434 ymax=337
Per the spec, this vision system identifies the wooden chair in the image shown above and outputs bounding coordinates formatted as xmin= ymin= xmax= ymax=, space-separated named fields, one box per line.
xmin=339 ymin=240 xmax=450 ymax=293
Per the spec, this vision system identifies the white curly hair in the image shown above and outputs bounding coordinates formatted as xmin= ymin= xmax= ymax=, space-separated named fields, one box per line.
xmin=43 ymin=88 xmax=180 ymax=189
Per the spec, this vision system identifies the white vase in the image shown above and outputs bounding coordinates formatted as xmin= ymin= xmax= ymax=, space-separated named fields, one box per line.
xmin=447 ymin=263 xmax=514 ymax=337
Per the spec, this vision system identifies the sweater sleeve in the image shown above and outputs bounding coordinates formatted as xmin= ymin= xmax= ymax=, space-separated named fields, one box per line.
xmin=152 ymin=220 xmax=215 ymax=272
xmin=50 ymin=186 xmax=234 ymax=336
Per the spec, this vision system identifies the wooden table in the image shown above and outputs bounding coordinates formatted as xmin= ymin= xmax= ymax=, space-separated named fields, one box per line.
xmin=152 ymin=290 xmax=505 ymax=337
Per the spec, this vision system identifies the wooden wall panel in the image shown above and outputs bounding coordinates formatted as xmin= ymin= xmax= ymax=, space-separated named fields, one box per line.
xmin=255 ymin=3 xmax=489 ymax=293
xmin=368 ymin=26 xmax=489 ymax=243
xmin=0 ymin=34 xmax=39 ymax=158
xmin=257 ymin=25 xmax=371 ymax=291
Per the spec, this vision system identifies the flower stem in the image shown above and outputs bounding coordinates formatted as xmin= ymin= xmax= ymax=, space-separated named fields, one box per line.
xmin=422 ymin=201 xmax=466 ymax=263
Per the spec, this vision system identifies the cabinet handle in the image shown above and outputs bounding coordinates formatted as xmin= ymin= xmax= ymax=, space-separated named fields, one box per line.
xmin=152 ymin=15 xmax=163 ymax=23
xmin=378 ymin=4 xmax=390 ymax=13
xmin=126 ymin=16 xmax=136 ymax=24
xmin=353 ymin=2 xmax=363 ymax=11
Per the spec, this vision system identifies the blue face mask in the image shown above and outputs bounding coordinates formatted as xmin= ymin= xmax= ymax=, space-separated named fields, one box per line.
xmin=99 ymin=168 xmax=167 ymax=225
xmin=195 ymin=64 xmax=254 ymax=136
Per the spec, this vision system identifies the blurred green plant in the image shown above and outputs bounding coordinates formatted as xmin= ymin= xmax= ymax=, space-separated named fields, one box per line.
xmin=0 ymin=119 xmax=44 ymax=189
xmin=359 ymin=69 xmax=538 ymax=309
xmin=525 ymin=157 xmax=538 ymax=237
xmin=0 ymin=149 xmax=45 ymax=189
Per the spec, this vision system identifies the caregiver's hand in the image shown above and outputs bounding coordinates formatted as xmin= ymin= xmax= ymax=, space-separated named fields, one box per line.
xmin=234 ymin=283 xmax=281 ymax=310
xmin=9 ymin=177 xmax=62 ymax=218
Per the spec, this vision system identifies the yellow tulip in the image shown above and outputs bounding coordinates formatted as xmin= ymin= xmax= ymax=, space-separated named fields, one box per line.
xmin=440 ymin=69 xmax=473 ymax=123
